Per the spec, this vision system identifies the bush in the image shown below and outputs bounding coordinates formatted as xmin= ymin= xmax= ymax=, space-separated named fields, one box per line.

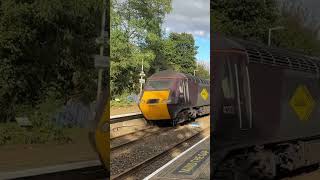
xmin=0 ymin=89 xmax=72 ymax=145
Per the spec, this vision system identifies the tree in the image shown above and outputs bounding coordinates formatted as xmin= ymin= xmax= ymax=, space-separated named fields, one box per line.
xmin=110 ymin=0 xmax=172 ymax=96
xmin=196 ymin=61 xmax=210 ymax=80
xmin=272 ymin=0 xmax=320 ymax=56
xmin=211 ymin=0 xmax=279 ymax=43
xmin=211 ymin=0 xmax=320 ymax=56
xmin=0 ymin=0 xmax=103 ymax=121
xmin=165 ymin=33 xmax=198 ymax=74
xmin=148 ymin=32 xmax=198 ymax=76
xmin=111 ymin=0 xmax=203 ymax=97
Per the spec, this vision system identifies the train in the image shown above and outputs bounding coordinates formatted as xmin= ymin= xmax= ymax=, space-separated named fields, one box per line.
xmin=138 ymin=70 xmax=210 ymax=125
xmin=88 ymin=88 xmax=110 ymax=176
xmin=212 ymin=33 xmax=320 ymax=179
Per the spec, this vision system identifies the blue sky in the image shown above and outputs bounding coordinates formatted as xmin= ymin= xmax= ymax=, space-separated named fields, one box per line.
xmin=163 ymin=0 xmax=210 ymax=66
xmin=195 ymin=36 xmax=210 ymax=62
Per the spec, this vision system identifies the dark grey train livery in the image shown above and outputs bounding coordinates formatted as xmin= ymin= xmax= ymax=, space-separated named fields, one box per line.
xmin=139 ymin=70 xmax=210 ymax=125
xmin=212 ymin=33 xmax=320 ymax=179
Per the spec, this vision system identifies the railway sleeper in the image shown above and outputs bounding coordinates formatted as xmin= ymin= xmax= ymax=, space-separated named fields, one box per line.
xmin=213 ymin=139 xmax=320 ymax=180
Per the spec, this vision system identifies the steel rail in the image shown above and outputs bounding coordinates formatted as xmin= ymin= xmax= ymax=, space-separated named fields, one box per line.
xmin=110 ymin=127 xmax=210 ymax=180
xmin=110 ymin=112 xmax=143 ymax=124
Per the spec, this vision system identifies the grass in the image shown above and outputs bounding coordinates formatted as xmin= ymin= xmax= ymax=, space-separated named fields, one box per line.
xmin=110 ymin=92 xmax=138 ymax=107
xmin=0 ymin=91 xmax=74 ymax=146
xmin=0 ymin=123 xmax=72 ymax=145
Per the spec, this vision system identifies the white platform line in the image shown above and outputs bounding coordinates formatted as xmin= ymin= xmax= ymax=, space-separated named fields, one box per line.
xmin=0 ymin=160 xmax=101 ymax=179
xmin=144 ymin=135 xmax=210 ymax=180
xmin=110 ymin=112 xmax=142 ymax=119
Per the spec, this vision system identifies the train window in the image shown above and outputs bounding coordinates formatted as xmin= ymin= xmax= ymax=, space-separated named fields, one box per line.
xmin=222 ymin=60 xmax=235 ymax=99
xmin=235 ymin=59 xmax=252 ymax=130
xmin=179 ymin=81 xmax=183 ymax=93
xmin=145 ymin=80 xmax=174 ymax=90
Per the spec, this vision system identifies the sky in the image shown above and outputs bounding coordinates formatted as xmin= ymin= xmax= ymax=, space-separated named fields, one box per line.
xmin=161 ymin=0 xmax=319 ymax=68
xmin=163 ymin=0 xmax=210 ymax=68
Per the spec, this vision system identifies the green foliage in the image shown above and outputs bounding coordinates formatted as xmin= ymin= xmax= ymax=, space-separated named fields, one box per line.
xmin=0 ymin=0 xmax=103 ymax=121
xmin=212 ymin=0 xmax=320 ymax=54
xmin=110 ymin=92 xmax=137 ymax=107
xmin=196 ymin=62 xmax=210 ymax=80
xmin=153 ymin=33 xmax=197 ymax=74
xmin=272 ymin=0 xmax=320 ymax=56
xmin=212 ymin=0 xmax=279 ymax=43
xmin=110 ymin=0 xmax=173 ymax=97
xmin=111 ymin=0 xmax=201 ymax=96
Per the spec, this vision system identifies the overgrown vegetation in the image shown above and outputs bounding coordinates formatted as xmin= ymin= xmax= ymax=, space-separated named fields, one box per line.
xmin=0 ymin=0 xmax=105 ymax=144
xmin=0 ymin=0 xmax=104 ymax=123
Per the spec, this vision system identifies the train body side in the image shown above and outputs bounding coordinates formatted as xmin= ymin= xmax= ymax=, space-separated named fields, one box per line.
xmin=213 ymin=41 xmax=320 ymax=149
xmin=212 ymin=34 xmax=320 ymax=179
xmin=249 ymin=63 xmax=320 ymax=143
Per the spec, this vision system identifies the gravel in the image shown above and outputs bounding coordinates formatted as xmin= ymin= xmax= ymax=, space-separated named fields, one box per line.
xmin=132 ymin=132 xmax=210 ymax=180
xmin=110 ymin=116 xmax=210 ymax=177
xmin=110 ymin=127 xmax=171 ymax=149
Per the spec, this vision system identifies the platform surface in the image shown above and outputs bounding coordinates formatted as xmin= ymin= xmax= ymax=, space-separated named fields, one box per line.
xmin=145 ymin=136 xmax=210 ymax=180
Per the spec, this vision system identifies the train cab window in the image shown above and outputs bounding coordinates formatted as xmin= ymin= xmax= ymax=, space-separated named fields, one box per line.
xmin=222 ymin=60 xmax=235 ymax=99
xmin=145 ymin=80 xmax=174 ymax=90
xmin=178 ymin=81 xmax=183 ymax=93
xmin=236 ymin=61 xmax=252 ymax=129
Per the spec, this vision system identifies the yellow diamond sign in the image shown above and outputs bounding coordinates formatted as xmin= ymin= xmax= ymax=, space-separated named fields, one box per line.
xmin=200 ymin=88 xmax=209 ymax=100
xmin=289 ymin=85 xmax=315 ymax=121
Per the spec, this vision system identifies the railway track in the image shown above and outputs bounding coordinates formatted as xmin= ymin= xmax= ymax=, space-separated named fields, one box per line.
xmin=110 ymin=112 xmax=143 ymax=124
xmin=111 ymin=126 xmax=174 ymax=150
xmin=110 ymin=127 xmax=210 ymax=180
xmin=110 ymin=113 xmax=210 ymax=151
xmin=110 ymin=126 xmax=154 ymax=140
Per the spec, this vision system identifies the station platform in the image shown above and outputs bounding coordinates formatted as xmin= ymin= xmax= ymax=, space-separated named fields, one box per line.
xmin=145 ymin=136 xmax=210 ymax=180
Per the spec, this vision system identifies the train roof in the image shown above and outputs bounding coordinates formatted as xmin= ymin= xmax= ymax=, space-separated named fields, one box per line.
xmin=212 ymin=33 xmax=320 ymax=74
xmin=149 ymin=70 xmax=186 ymax=79
xmin=149 ymin=70 xmax=210 ymax=84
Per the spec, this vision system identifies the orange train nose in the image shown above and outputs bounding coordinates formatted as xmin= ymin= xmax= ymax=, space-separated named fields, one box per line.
xmin=139 ymin=90 xmax=171 ymax=120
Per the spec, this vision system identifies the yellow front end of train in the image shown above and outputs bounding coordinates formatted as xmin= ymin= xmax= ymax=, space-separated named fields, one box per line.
xmin=94 ymin=107 xmax=109 ymax=170
xmin=88 ymin=89 xmax=110 ymax=173
xmin=139 ymin=90 xmax=171 ymax=120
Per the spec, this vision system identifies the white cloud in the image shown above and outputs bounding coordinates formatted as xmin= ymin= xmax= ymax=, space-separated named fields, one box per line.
xmin=163 ymin=0 xmax=210 ymax=38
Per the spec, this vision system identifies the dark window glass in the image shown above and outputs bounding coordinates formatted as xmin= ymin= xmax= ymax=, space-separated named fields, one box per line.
xmin=222 ymin=60 xmax=235 ymax=98
xmin=145 ymin=80 xmax=174 ymax=90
